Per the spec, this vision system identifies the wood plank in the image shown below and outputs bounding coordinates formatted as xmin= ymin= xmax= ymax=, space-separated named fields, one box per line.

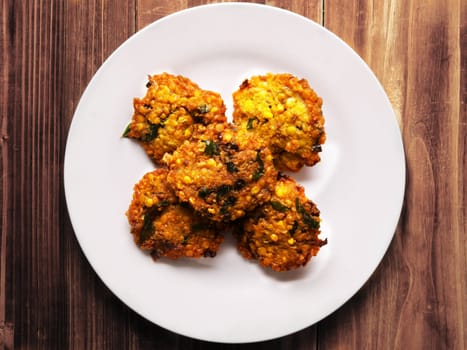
xmin=1 ymin=0 xmax=135 ymax=348
xmin=320 ymin=0 xmax=466 ymax=349
xmin=136 ymin=0 xmax=322 ymax=30
xmin=266 ymin=0 xmax=322 ymax=23
xmin=1 ymin=2 xmax=69 ymax=348
xmin=60 ymin=2 xmax=136 ymax=349
xmin=0 ymin=0 xmax=13 ymax=345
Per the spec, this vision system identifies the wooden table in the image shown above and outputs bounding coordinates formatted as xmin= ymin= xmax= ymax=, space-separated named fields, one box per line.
xmin=1 ymin=1 xmax=465 ymax=349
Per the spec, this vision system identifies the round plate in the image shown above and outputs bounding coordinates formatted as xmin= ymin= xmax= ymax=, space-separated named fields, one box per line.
xmin=64 ymin=3 xmax=405 ymax=343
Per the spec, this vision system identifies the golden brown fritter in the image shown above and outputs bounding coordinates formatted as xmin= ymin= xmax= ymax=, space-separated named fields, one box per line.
xmin=164 ymin=125 xmax=278 ymax=222
xmin=235 ymin=174 xmax=327 ymax=272
xmin=123 ymin=73 xmax=227 ymax=163
xmin=232 ymin=73 xmax=326 ymax=172
xmin=126 ymin=168 xmax=224 ymax=260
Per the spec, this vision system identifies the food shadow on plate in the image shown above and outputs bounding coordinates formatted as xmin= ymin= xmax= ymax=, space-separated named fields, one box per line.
xmin=284 ymin=166 xmax=317 ymax=183
xmin=236 ymin=252 xmax=311 ymax=282
xmin=136 ymin=249 xmax=218 ymax=269
xmin=259 ymin=264 xmax=310 ymax=282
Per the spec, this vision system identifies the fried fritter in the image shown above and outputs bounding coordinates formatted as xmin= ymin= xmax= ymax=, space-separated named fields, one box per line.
xmin=235 ymin=174 xmax=327 ymax=271
xmin=164 ymin=125 xmax=278 ymax=222
xmin=232 ymin=73 xmax=325 ymax=172
xmin=123 ymin=73 xmax=227 ymax=163
xmin=126 ymin=168 xmax=224 ymax=260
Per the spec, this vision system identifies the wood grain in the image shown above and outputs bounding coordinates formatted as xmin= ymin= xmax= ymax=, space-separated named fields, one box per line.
xmin=60 ymin=2 xmax=137 ymax=349
xmin=320 ymin=0 xmax=466 ymax=349
xmin=136 ymin=0 xmax=317 ymax=30
xmin=1 ymin=0 xmax=465 ymax=349
xmin=2 ymin=3 xmax=67 ymax=348
xmin=2 ymin=1 xmax=136 ymax=349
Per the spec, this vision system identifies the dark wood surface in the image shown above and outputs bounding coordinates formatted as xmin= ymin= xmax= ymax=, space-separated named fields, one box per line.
xmin=1 ymin=0 xmax=465 ymax=349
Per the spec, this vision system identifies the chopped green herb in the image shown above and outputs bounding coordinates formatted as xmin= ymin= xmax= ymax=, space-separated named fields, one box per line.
xmin=295 ymin=198 xmax=320 ymax=229
xmin=288 ymin=221 xmax=299 ymax=236
xmin=122 ymin=123 xmax=131 ymax=137
xmin=157 ymin=200 xmax=170 ymax=208
xmin=191 ymin=222 xmax=209 ymax=231
xmin=246 ymin=118 xmax=256 ymax=130
xmin=198 ymin=187 xmax=214 ymax=198
xmin=179 ymin=202 xmax=191 ymax=209
xmin=203 ymin=140 xmax=220 ymax=156
xmin=216 ymin=184 xmax=232 ymax=200
xmin=270 ymin=200 xmax=289 ymax=212
xmin=190 ymin=104 xmax=211 ymax=122
xmin=224 ymin=142 xmax=239 ymax=151
xmin=252 ymin=151 xmax=265 ymax=181
xmin=226 ymin=161 xmax=238 ymax=173
xmin=225 ymin=195 xmax=237 ymax=206
xmin=141 ymin=122 xmax=161 ymax=142
xmin=197 ymin=104 xmax=210 ymax=114
xmin=312 ymin=144 xmax=322 ymax=152
xmin=220 ymin=196 xmax=237 ymax=216
xmin=203 ymin=250 xmax=216 ymax=257
xmin=139 ymin=210 xmax=158 ymax=243
xmin=233 ymin=179 xmax=246 ymax=190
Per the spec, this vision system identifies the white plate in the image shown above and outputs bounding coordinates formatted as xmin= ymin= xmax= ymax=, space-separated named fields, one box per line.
xmin=64 ymin=3 xmax=405 ymax=343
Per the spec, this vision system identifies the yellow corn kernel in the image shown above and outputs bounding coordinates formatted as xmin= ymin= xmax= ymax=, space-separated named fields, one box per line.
xmin=183 ymin=176 xmax=193 ymax=184
xmin=294 ymin=104 xmax=307 ymax=115
xmin=263 ymin=110 xmax=273 ymax=119
xmin=144 ymin=198 xmax=154 ymax=207
xmin=273 ymin=104 xmax=284 ymax=113
xmin=208 ymin=208 xmax=216 ymax=214
xmin=136 ymin=123 xmax=144 ymax=131
xmin=275 ymin=182 xmax=288 ymax=198
xmin=286 ymin=125 xmax=297 ymax=136
xmin=223 ymin=131 xmax=233 ymax=142
xmin=270 ymin=233 xmax=279 ymax=242
xmin=243 ymin=100 xmax=254 ymax=110
xmin=206 ymin=158 xmax=217 ymax=167
xmin=251 ymin=186 xmax=260 ymax=195
xmin=277 ymin=221 xmax=286 ymax=230
xmin=288 ymin=238 xmax=295 ymax=245
xmin=258 ymin=89 xmax=268 ymax=98
xmin=235 ymin=210 xmax=244 ymax=218
xmin=285 ymin=97 xmax=296 ymax=107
